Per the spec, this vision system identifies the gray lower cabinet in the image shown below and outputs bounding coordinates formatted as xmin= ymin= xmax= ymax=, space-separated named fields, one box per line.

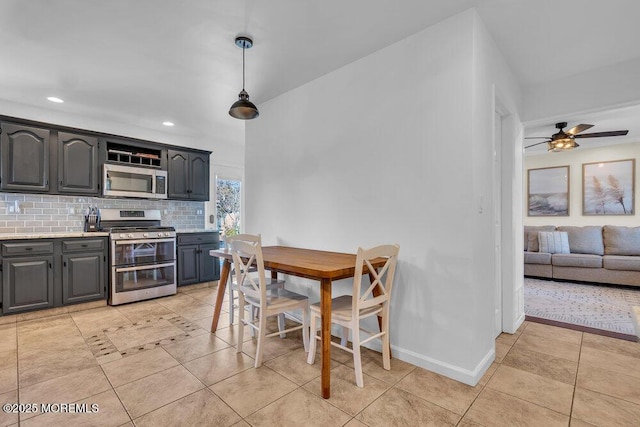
xmin=1 ymin=241 xmax=55 ymax=315
xmin=61 ymin=238 xmax=106 ymax=304
xmin=177 ymin=232 xmax=220 ymax=286
xmin=0 ymin=237 xmax=107 ymax=315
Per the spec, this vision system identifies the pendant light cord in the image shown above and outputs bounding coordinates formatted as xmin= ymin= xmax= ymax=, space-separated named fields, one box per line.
xmin=242 ymin=45 xmax=246 ymax=91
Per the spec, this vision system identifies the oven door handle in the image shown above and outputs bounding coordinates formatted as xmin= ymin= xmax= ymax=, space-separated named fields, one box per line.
xmin=114 ymin=238 xmax=176 ymax=245
xmin=115 ymin=262 xmax=175 ymax=273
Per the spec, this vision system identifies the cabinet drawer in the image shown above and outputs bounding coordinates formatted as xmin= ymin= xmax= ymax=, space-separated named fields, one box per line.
xmin=62 ymin=239 xmax=105 ymax=253
xmin=177 ymin=233 xmax=219 ymax=245
xmin=1 ymin=241 xmax=54 ymax=256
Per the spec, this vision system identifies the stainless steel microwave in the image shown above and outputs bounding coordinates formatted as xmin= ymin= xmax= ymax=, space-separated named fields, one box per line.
xmin=103 ymin=164 xmax=167 ymax=199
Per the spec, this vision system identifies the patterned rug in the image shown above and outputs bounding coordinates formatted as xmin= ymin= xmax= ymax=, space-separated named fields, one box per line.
xmin=524 ymin=277 xmax=640 ymax=336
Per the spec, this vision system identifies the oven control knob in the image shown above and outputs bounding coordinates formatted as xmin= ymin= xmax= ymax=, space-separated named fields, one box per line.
xmin=158 ymin=232 xmax=163 ymax=237
xmin=165 ymin=232 xmax=171 ymax=237
xmin=120 ymin=233 xmax=126 ymax=238
xmin=128 ymin=233 xmax=134 ymax=238
xmin=143 ymin=233 xmax=149 ymax=237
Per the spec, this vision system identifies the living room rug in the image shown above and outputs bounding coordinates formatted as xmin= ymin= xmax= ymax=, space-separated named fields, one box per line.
xmin=524 ymin=277 xmax=640 ymax=339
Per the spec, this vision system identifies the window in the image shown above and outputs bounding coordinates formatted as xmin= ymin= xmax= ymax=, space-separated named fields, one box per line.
xmin=215 ymin=177 xmax=242 ymax=238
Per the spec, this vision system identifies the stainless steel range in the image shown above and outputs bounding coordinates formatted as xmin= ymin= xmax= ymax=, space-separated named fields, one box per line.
xmin=100 ymin=209 xmax=176 ymax=305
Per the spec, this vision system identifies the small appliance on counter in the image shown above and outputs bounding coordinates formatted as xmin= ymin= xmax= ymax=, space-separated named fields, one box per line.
xmin=84 ymin=206 xmax=101 ymax=232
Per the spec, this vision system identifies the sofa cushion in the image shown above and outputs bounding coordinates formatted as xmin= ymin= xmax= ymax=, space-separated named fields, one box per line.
xmin=524 ymin=252 xmax=552 ymax=265
xmin=525 ymin=225 xmax=556 ymax=252
xmin=538 ymin=231 xmax=570 ymax=254
xmin=551 ymin=253 xmax=603 ymax=268
xmin=557 ymin=225 xmax=604 ymax=255
xmin=604 ymin=225 xmax=640 ymax=256
xmin=603 ymin=255 xmax=640 ymax=272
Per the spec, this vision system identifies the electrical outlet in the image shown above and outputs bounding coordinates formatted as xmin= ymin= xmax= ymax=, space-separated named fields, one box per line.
xmin=69 ymin=207 xmax=75 ymax=215
xmin=8 ymin=205 xmax=15 ymax=213
xmin=196 ymin=209 xmax=203 ymax=215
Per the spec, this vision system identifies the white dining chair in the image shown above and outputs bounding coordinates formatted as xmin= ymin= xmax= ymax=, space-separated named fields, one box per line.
xmin=307 ymin=244 xmax=399 ymax=387
xmin=231 ymin=238 xmax=310 ymax=368
xmin=225 ymin=234 xmax=285 ymax=337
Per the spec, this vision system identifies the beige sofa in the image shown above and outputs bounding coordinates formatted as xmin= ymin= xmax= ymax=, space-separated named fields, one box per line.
xmin=524 ymin=225 xmax=640 ymax=287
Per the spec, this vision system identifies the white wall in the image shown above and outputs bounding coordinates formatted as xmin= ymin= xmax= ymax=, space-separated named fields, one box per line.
xmin=0 ymin=98 xmax=246 ymax=227
xmin=525 ymin=141 xmax=640 ymax=227
xmin=524 ymin=57 xmax=640 ymax=123
xmin=471 ymin=15 xmax=525 ymax=337
xmin=244 ymin=9 xmax=522 ymax=385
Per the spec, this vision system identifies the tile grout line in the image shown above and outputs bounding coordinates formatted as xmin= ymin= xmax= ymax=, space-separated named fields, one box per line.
xmin=349 ymin=364 xmax=419 ymax=426
xmin=568 ymin=330 xmax=584 ymax=425
xmin=454 ymin=322 xmax=528 ymax=426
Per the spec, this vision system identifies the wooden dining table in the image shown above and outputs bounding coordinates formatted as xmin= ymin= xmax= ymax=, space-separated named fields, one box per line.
xmin=208 ymin=245 xmax=387 ymax=399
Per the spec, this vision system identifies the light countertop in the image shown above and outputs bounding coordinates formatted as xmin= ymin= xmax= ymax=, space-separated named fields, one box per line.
xmin=0 ymin=232 xmax=110 ymax=241
xmin=175 ymin=229 xmax=219 ymax=234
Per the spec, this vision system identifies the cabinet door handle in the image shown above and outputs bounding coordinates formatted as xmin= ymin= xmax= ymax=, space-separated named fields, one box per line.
xmin=60 ymin=180 xmax=63 ymax=185
xmin=25 ymin=247 xmax=33 ymax=251
xmin=63 ymin=261 xmax=67 ymax=267
xmin=49 ymin=262 xmax=52 ymax=269
xmin=81 ymin=244 xmax=88 ymax=248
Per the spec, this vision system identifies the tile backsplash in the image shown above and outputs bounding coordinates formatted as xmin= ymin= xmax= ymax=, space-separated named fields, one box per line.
xmin=0 ymin=193 xmax=205 ymax=234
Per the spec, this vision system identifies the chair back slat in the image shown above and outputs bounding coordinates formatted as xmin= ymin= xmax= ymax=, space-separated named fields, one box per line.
xmin=352 ymin=244 xmax=399 ymax=317
xmin=229 ymin=237 xmax=267 ymax=303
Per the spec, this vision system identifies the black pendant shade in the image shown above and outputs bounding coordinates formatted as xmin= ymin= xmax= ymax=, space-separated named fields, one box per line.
xmin=229 ymin=36 xmax=259 ymax=120
xmin=229 ymin=90 xmax=259 ymax=120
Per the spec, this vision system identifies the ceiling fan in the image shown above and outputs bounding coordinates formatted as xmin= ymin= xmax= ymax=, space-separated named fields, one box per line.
xmin=525 ymin=122 xmax=629 ymax=152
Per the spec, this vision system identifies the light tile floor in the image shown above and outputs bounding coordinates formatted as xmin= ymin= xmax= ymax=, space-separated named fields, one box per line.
xmin=0 ymin=283 xmax=639 ymax=426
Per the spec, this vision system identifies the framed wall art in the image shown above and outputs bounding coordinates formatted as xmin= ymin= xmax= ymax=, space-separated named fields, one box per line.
xmin=527 ymin=166 xmax=570 ymax=216
xmin=583 ymin=159 xmax=635 ymax=215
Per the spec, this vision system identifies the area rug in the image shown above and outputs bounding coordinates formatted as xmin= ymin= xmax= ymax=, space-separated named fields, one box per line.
xmin=524 ymin=277 xmax=640 ymax=339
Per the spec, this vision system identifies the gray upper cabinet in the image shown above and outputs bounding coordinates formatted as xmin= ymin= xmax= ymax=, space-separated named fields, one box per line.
xmin=0 ymin=122 xmax=50 ymax=192
xmin=57 ymin=132 xmax=100 ymax=195
xmin=189 ymin=152 xmax=210 ymax=200
xmin=168 ymin=149 xmax=189 ymax=199
xmin=0 ymin=116 xmax=211 ymax=199
xmin=168 ymin=149 xmax=210 ymax=201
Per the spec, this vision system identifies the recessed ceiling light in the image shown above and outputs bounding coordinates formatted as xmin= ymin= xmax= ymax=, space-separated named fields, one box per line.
xmin=162 ymin=121 xmax=175 ymax=127
xmin=47 ymin=96 xmax=64 ymax=103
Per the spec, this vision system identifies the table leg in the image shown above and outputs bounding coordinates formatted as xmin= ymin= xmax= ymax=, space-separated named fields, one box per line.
xmin=369 ymin=270 xmax=392 ymax=358
xmin=320 ymin=277 xmax=332 ymax=399
xmin=211 ymin=259 xmax=231 ymax=333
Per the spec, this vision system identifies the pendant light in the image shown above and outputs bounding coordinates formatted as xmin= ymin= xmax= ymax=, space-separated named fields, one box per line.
xmin=229 ymin=36 xmax=259 ymax=120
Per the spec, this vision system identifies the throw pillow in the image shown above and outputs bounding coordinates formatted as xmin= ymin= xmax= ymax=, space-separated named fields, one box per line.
xmin=525 ymin=225 xmax=556 ymax=252
xmin=604 ymin=225 xmax=640 ymax=256
xmin=538 ymin=231 xmax=570 ymax=254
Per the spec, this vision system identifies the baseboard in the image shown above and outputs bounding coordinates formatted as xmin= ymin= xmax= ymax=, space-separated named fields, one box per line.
xmin=503 ymin=312 xmax=525 ymax=334
xmin=362 ymin=339 xmax=494 ymax=386
xmin=287 ymin=313 xmax=496 ymax=386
